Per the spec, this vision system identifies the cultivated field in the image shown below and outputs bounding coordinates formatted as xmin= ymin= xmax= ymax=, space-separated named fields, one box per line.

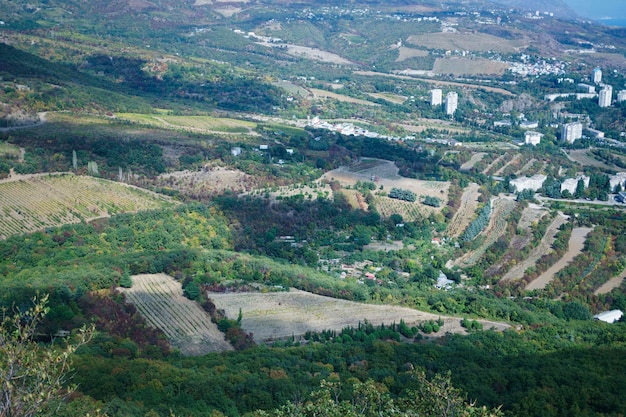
xmin=321 ymin=159 xmax=449 ymax=218
xmin=433 ymin=58 xmax=509 ymax=76
xmin=595 ymin=267 xmax=626 ymax=295
xmin=526 ymin=226 xmax=591 ymax=290
xmin=460 ymin=153 xmax=486 ymax=171
xmin=396 ymin=46 xmax=429 ymax=62
xmin=453 ymin=197 xmax=517 ymax=267
xmin=500 ymin=214 xmax=569 ymax=283
xmin=309 ymin=88 xmax=380 ymax=106
xmin=367 ymin=92 xmax=407 ymax=104
xmin=260 ymin=42 xmax=355 ymax=65
xmin=565 ymin=149 xmax=614 ymax=169
xmin=120 ymin=273 xmax=233 ymax=355
xmin=116 ymin=113 xmax=258 ymax=135
xmin=157 ymin=166 xmax=262 ymax=197
xmin=0 ymin=173 xmax=174 ymax=239
xmin=406 ymin=32 xmax=525 ymax=53
xmin=209 ymin=288 xmax=510 ymax=342
xmin=446 ymin=183 xmax=481 ymax=238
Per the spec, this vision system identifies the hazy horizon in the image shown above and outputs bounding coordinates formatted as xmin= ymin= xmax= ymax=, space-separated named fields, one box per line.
xmin=563 ymin=0 xmax=626 ymax=21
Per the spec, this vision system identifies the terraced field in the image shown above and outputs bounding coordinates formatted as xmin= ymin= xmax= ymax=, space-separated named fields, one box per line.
xmin=446 ymin=183 xmax=481 ymax=238
xmin=0 ymin=173 xmax=174 ymax=239
xmin=121 ymin=274 xmax=233 ymax=355
xmin=209 ymin=288 xmax=510 ymax=342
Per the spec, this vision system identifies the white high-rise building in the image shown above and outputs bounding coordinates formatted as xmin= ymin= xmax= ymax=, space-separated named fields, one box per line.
xmin=445 ymin=92 xmax=458 ymax=115
xmin=592 ymin=67 xmax=602 ymax=84
xmin=561 ymin=122 xmax=583 ymax=144
xmin=617 ymin=90 xmax=626 ymax=102
xmin=430 ymin=89 xmax=442 ymax=106
xmin=598 ymin=85 xmax=613 ymax=108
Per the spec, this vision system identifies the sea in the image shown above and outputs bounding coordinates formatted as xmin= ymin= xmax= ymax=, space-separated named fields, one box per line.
xmin=597 ymin=19 xmax=626 ymax=27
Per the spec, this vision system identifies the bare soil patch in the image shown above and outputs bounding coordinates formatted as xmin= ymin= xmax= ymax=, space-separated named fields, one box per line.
xmin=595 ymin=267 xmax=626 ymax=295
xmin=487 ymin=204 xmax=548 ymax=277
xmin=321 ymin=159 xmax=449 ymax=218
xmin=309 ymin=88 xmax=379 ymax=106
xmin=121 ymin=274 xmax=233 ymax=355
xmin=156 ymin=166 xmax=261 ymax=197
xmin=260 ymin=42 xmax=354 ymax=65
xmin=460 ymin=153 xmax=486 ymax=171
xmin=209 ymin=288 xmax=509 ymax=342
xmin=452 ymin=196 xmax=517 ymax=268
xmin=566 ymin=149 xmax=614 ymax=170
xmin=396 ymin=47 xmax=429 ymax=62
xmin=354 ymin=71 xmax=515 ymax=96
xmin=446 ymin=183 xmax=481 ymax=238
xmin=526 ymin=226 xmax=592 ymax=290
xmin=433 ymin=58 xmax=509 ymax=76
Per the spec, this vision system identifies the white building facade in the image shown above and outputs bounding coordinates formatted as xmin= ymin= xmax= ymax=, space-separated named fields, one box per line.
xmin=430 ymin=89 xmax=442 ymax=106
xmin=618 ymin=90 xmax=626 ymax=102
xmin=592 ymin=67 xmax=602 ymax=84
xmin=598 ymin=85 xmax=613 ymax=108
xmin=524 ymin=131 xmax=543 ymax=146
xmin=445 ymin=92 xmax=458 ymax=115
xmin=561 ymin=122 xmax=583 ymax=144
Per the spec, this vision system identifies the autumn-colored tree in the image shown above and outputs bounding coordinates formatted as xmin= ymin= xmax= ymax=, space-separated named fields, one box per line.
xmin=0 ymin=295 xmax=93 ymax=417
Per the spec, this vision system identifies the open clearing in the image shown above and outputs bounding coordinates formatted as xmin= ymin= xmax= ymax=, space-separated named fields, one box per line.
xmin=116 ymin=113 xmax=258 ymax=135
xmin=460 ymin=152 xmax=486 ymax=171
xmin=310 ymin=88 xmax=380 ymax=106
xmin=446 ymin=182 xmax=481 ymax=238
xmin=157 ymin=166 xmax=263 ymax=196
xmin=595 ymin=267 xmax=626 ymax=295
xmin=321 ymin=159 xmax=449 ymax=217
xmin=565 ymin=149 xmax=614 ymax=169
xmin=121 ymin=274 xmax=233 ymax=355
xmin=433 ymin=58 xmax=509 ymax=76
xmin=406 ymin=32 xmax=525 ymax=53
xmin=368 ymin=92 xmax=407 ymax=104
xmin=209 ymin=288 xmax=510 ymax=342
xmin=0 ymin=173 xmax=174 ymax=239
xmin=453 ymin=197 xmax=517 ymax=267
xmin=396 ymin=46 xmax=429 ymax=62
xmin=260 ymin=42 xmax=354 ymax=65
xmin=526 ymin=226 xmax=592 ymax=290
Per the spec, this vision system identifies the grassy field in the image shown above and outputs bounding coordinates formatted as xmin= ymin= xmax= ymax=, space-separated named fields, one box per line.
xmin=209 ymin=288 xmax=510 ymax=342
xmin=116 ymin=113 xmax=257 ymax=133
xmin=0 ymin=173 xmax=174 ymax=239
xmin=0 ymin=142 xmax=21 ymax=158
xmin=433 ymin=57 xmax=509 ymax=76
xmin=321 ymin=159 xmax=449 ymax=217
xmin=121 ymin=274 xmax=233 ymax=355
xmin=407 ymin=32 xmax=525 ymax=53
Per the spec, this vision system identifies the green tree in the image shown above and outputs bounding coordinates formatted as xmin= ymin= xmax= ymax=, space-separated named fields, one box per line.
xmin=1 ymin=295 xmax=93 ymax=417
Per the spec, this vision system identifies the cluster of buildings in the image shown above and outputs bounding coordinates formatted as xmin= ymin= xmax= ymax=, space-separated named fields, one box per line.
xmin=510 ymin=172 xmax=626 ymax=195
xmin=430 ymin=89 xmax=458 ymax=115
xmin=307 ymin=116 xmax=414 ymax=141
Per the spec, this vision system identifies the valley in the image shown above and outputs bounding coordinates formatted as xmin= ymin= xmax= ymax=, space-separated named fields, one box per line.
xmin=1 ymin=0 xmax=626 ymax=416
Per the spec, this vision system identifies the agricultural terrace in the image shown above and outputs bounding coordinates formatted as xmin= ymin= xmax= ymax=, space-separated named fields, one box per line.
xmin=526 ymin=226 xmax=592 ymax=290
xmin=395 ymin=46 xmax=429 ymax=62
xmin=595 ymin=267 xmax=626 ymax=295
xmin=500 ymin=214 xmax=569 ymax=283
xmin=209 ymin=288 xmax=510 ymax=342
xmin=115 ymin=113 xmax=258 ymax=135
xmin=120 ymin=273 xmax=233 ymax=355
xmin=258 ymin=42 xmax=355 ymax=65
xmin=321 ymin=159 xmax=449 ymax=218
xmin=445 ymin=183 xmax=481 ymax=238
xmin=406 ymin=32 xmax=526 ymax=53
xmin=452 ymin=197 xmax=517 ymax=267
xmin=367 ymin=92 xmax=407 ymax=104
xmin=0 ymin=173 xmax=174 ymax=239
xmin=459 ymin=153 xmax=486 ymax=171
